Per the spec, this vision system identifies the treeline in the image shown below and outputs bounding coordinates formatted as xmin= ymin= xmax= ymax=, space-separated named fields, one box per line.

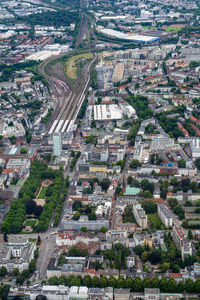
xmin=90 ymin=69 xmax=98 ymax=89
xmin=70 ymin=151 xmax=81 ymax=171
xmin=47 ymin=275 xmax=200 ymax=294
xmin=78 ymin=98 xmax=88 ymax=119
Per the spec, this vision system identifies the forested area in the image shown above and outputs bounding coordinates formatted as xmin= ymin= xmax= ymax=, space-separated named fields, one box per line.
xmin=1 ymin=160 xmax=68 ymax=233
xmin=18 ymin=10 xmax=80 ymax=27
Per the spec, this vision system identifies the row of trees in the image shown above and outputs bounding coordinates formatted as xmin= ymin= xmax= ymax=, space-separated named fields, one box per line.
xmin=47 ymin=274 xmax=200 ymax=293
xmin=70 ymin=151 xmax=81 ymax=171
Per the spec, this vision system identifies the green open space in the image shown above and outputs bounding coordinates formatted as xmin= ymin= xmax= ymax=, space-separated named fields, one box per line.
xmin=25 ymin=220 xmax=37 ymax=227
xmin=165 ymin=26 xmax=182 ymax=32
xmin=38 ymin=186 xmax=48 ymax=198
xmin=148 ymin=213 xmax=165 ymax=230
xmin=143 ymin=26 xmax=157 ymax=30
xmin=65 ymin=52 xmax=93 ymax=80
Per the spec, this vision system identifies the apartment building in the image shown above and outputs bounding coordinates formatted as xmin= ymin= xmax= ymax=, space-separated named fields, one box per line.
xmin=133 ymin=204 xmax=147 ymax=229
xmin=158 ymin=203 xmax=173 ymax=228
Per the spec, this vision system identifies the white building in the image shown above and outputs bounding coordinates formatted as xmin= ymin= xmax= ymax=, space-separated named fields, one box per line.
xmin=0 ymin=237 xmax=36 ymax=272
xmin=190 ymin=138 xmax=200 ymax=158
xmin=158 ymin=203 xmax=173 ymax=228
xmin=133 ymin=204 xmax=147 ymax=229
xmin=56 ymin=233 xmax=98 ymax=247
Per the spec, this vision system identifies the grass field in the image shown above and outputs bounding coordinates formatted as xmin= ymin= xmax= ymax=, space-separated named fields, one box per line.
xmin=65 ymin=52 xmax=93 ymax=80
xmin=143 ymin=26 xmax=157 ymax=30
xmin=38 ymin=186 xmax=48 ymax=199
xmin=25 ymin=220 xmax=37 ymax=227
xmin=165 ymin=26 xmax=182 ymax=32
xmin=148 ymin=213 xmax=165 ymax=230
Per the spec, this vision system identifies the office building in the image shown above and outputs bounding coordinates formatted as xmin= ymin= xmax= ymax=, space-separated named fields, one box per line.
xmin=53 ymin=132 xmax=62 ymax=156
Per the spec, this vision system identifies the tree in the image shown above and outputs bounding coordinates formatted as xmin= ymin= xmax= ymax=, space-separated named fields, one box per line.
xmin=127 ymin=176 xmax=133 ymax=185
xmin=81 ymin=227 xmax=87 ymax=232
xmin=0 ymin=285 xmax=10 ymax=300
xmin=0 ymin=266 xmax=7 ymax=276
xmin=25 ymin=200 xmax=36 ymax=214
xmin=188 ymin=229 xmax=193 ymax=240
xmin=100 ymin=178 xmax=111 ymax=191
xmin=134 ymin=245 xmax=144 ymax=257
xmin=3 ymin=233 xmax=8 ymax=242
xmin=129 ymin=159 xmax=141 ymax=169
xmin=178 ymin=159 xmax=186 ymax=168
xmin=28 ymin=259 xmax=36 ymax=273
xmin=37 ymin=235 xmax=41 ymax=245
xmin=159 ymin=277 xmax=168 ymax=292
xmin=195 ymin=158 xmax=200 ymax=170
xmin=99 ymin=275 xmax=108 ymax=288
xmin=176 ymin=281 xmax=185 ymax=293
xmin=161 ymin=262 xmax=170 ymax=273
xmin=73 ymin=211 xmax=81 ymax=220
xmin=173 ymin=205 xmax=185 ymax=220
xmin=82 ymin=275 xmax=92 ymax=287
xmin=92 ymin=276 xmax=100 ymax=288
xmin=20 ymin=148 xmax=27 ymax=154
xmin=34 ymin=205 xmax=43 ymax=218
xmin=13 ymin=268 xmax=19 ymax=276
xmin=143 ymin=277 xmax=151 ymax=289
xmin=185 ymin=278 xmax=194 ymax=293
xmin=133 ymin=277 xmax=143 ymax=292
xmin=141 ymin=251 xmax=148 ymax=262
xmin=143 ymin=190 xmax=152 ymax=198
xmin=21 ymin=269 xmax=29 ymax=279
xmin=167 ymin=278 xmax=177 ymax=292
xmin=142 ymin=201 xmax=157 ymax=214
xmin=168 ymin=198 xmax=178 ymax=209
xmin=100 ymin=226 xmax=107 ymax=233
xmin=195 ymin=278 xmax=200 ymax=293
xmin=36 ymin=296 xmax=47 ymax=300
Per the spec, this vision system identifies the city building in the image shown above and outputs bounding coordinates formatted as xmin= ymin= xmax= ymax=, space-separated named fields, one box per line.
xmin=0 ymin=236 xmax=36 ymax=272
xmin=61 ymin=215 xmax=109 ymax=231
xmin=133 ymin=204 xmax=147 ymax=229
xmin=158 ymin=203 xmax=173 ymax=228
xmin=53 ymin=132 xmax=62 ymax=157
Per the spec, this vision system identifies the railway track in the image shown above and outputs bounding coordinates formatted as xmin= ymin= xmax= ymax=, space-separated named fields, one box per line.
xmin=39 ymin=51 xmax=97 ymax=136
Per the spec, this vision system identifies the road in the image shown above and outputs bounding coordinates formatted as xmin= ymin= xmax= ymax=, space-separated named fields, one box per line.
xmin=36 ymin=234 xmax=57 ymax=280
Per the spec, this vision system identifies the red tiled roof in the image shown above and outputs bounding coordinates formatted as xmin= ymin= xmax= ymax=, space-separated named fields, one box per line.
xmin=170 ymin=273 xmax=182 ymax=278
xmin=2 ymin=168 xmax=20 ymax=173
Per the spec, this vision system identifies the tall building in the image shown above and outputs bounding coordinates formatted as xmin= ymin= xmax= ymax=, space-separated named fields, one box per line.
xmin=158 ymin=203 xmax=173 ymax=228
xmin=53 ymin=133 xmax=62 ymax=157
xmin=133 ymin=204 xmax=147 ymax=229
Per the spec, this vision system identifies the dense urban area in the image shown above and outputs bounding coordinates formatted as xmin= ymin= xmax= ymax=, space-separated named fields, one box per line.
xmin=0 ymin=0 xmax=200 ymax=299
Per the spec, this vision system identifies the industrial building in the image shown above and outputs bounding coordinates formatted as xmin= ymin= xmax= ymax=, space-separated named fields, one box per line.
xmin=93 ymin=104 xmax=123 ymax=121
xmin=98 ymin=28 xmax=161 ymax=43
